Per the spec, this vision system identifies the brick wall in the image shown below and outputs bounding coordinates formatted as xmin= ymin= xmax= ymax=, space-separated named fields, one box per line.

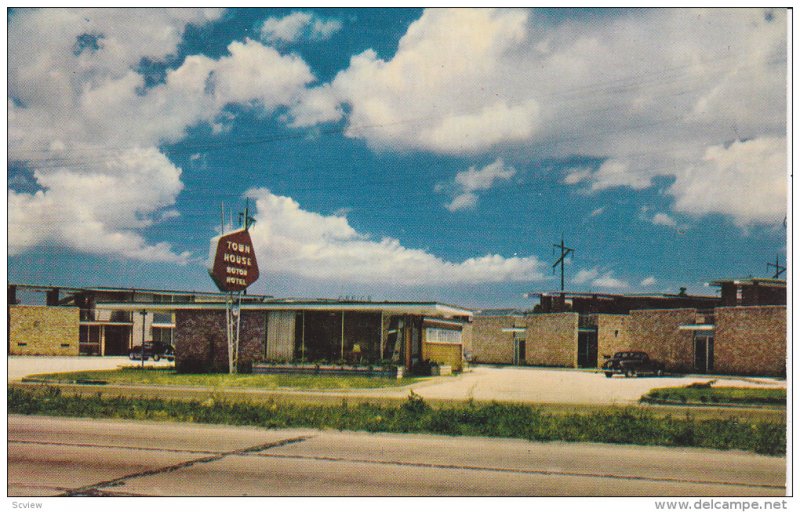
xmin=597 ymin=314 xmax=630 ymax=367
xmin=175 ymin=310 xmax=266 ymax=373
xmin=470 ymin=316 xmax=520 ymax=364
xmin=629 ymin=309 xmax=696 ymax=372
xmin=9 ymin=305 xmax=79 ymax=356
xmin=714 ymin=306 xmax=786 ymax=376
xmin=525 ymin=313 xmax=578 ymax=367
xmin=422 ymin=342 xmax=463 ymax=371
xmin=461 ymin=321 xmax=473 ymax=357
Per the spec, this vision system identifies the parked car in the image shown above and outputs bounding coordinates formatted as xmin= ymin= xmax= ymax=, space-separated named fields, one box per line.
xmin=602 ymin=351 xmax=665 ymax=378
xmin=129 ymin=342 xmax=175 ymax=362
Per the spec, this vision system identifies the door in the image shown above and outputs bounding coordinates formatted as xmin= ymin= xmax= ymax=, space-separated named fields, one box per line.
xmin=577 ymin=331 xmax=598 ymax=368
xmin=104 ymin=325 xmax=131 ymax=356
xmin=513 ymin=333 xmax=526 ymax=366
xmin=694 ymin=335 xmax=714 ymax=373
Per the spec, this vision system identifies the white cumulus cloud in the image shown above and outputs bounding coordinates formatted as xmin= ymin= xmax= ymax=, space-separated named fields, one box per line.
xmin=8 ymin=9 xmax=317 ymax=261
xmin=640 ymin=276 xmax=657 ymax=287
xmin=260 ymin=11 xmax=342 ymax=44
xmin=289 ymin=8 xmax=786 ymax=227
xmin=668 ymin=137 xmax=787 ymax=227
xmin=440 ymin=159 xmax=516 ymax=211
xmin=651 ymin=213 xmax=678 ymax=228
xmin=246 ymin=188 xmax=547 ymax=285
xmin=573 ymin=267 xmax=629 ymax=289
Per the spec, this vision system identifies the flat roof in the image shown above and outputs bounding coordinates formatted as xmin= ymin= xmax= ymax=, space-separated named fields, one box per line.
xmin=474 ymin=308 xmax=530 ymax=316
xmin=95 ymin=300 xmax=473 ymax=319
xmin=708 ymin=278 xmax=786 ymax=287
xmin=9 ymin=283 xmax=274 ymax=299
xmin=526 ymin=291 xmax=719 ymax=301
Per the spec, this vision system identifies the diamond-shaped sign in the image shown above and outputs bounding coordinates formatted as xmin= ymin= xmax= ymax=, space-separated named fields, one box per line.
xmin=207 ymin=228 xmax=260 ymax=292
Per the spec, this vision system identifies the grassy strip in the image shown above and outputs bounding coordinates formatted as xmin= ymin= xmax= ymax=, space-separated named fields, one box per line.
xmin=26 ymin=368 xmax=420 ymax=389
xmin=9 ymin=386 xmax=785 ymax=456
xmin=642 ymin=385 xmax=786 ymax=406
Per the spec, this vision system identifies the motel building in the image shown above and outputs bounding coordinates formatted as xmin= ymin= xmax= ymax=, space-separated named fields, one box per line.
xmin=7 ymin=284 xmax=472 ymax=373
xmin=7 ymin=277 xmax=786 ymax=377
xmin=468 ymin=278 xmax=787 ymax=377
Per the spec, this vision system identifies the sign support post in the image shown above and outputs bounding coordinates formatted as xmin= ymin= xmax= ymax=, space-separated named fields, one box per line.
xmin=225 ymin=291 xmax=244 ymax=374
xmin=140 ymin=310 xmax=147 ymax=369
xmin=208 ymin=206 xmax=260 ymax=374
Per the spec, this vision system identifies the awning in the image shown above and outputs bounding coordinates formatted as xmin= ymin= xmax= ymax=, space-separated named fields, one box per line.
xmin=678 ymin=324 xmax=715 ymax=331
xmin=501 ymin=327 xmax=526 ymax=333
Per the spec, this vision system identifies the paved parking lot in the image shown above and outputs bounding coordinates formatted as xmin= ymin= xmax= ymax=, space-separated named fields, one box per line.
xmin=7 ymin=357 xmax=785 ymax=405
xmin=394 ymin=365 xmax=785 ymax=405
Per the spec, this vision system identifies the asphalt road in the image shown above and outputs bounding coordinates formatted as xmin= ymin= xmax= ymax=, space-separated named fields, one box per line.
xmin=8 ymin=415 xmax=786 ymax=497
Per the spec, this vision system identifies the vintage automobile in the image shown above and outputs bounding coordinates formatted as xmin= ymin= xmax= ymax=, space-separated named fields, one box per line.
xmin=602 ymin=351 xmax=665 ymax=378
xmin=129 ymin=342 xmax=175 ymax=362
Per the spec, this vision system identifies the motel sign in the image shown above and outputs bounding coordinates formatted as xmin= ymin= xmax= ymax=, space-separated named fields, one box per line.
xmin=208 ymin=228 xmax=260 ymax=292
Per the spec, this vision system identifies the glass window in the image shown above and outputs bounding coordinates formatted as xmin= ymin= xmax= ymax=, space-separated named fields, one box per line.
xmin=152 ymin=312 xmax=174 ymax=324
xmin=425 ymin=327 xmax=461 ymax=344
xmin=152 ymin=327 xmax=173 ymax=344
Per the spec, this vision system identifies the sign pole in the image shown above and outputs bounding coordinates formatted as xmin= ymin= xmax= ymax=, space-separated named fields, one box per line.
xmin=227 ymin=292 xmax=235 ymax=374
xmin=207 ymin=201 xmax=260 ymax=375
xmin=234 ymin=290 xmax=243 ymax=372
xmin=140 ymin=310 xmax=147 ymax=369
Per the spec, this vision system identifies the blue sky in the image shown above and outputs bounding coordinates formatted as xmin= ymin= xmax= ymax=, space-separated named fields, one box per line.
xmin=7 ymin=8 xmax=788 ymax=308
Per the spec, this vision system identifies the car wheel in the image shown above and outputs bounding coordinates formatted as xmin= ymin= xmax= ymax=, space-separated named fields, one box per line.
xmin=153 ymin=354 xmax=160 ymax=362
xmin=604 ymin=372 xmax=613 ymax=378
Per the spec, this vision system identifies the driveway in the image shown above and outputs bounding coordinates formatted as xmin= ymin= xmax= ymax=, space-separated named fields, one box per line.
xmin=7 ymin=356 xmax=173 ymax=381
xmin=395 ymin=365 xmax=785 ymax=405
xmin=7 ymin=357 xmax=785 ymax=405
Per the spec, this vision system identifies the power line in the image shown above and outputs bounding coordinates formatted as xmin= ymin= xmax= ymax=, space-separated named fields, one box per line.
xmin=551 ymin=235 xmax=574 ymax=291
xmin=767 ymin=254 xmax=785 ymax=279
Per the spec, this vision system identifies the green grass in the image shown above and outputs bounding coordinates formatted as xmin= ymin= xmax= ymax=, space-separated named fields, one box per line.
xmin=25 ymin=368 xmax=420 ymax=390
xmin=9 ymin=386 xmax=786 ymax=456
xmin=642 ymin=385 xmax=786 ymax=406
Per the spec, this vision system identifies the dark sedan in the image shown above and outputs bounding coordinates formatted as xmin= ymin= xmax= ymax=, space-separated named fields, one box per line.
xmin=602 ymin=351 xmax=665 ymax=378
xmin=129 ymin=342 xmax=175 ymax=362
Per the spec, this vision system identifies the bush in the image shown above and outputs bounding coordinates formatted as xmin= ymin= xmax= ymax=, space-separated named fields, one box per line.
xmin=237 ymin=360 xmax=253 ymax=374
xmin=411 ymin=359 xmax=438 ymax=376
xmin=401 ymin=390 xmax=430 ymax=415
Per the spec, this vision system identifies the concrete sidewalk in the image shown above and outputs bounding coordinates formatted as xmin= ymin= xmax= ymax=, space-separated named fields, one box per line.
xmin=7 ymin=355 xmax=173 ymax=381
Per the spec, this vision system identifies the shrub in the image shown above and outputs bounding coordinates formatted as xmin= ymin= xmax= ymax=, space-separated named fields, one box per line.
xmin=411 ymin=359 xmax=437 ymax=376
xmin=401 ymin=390 xmax=430 ymax=415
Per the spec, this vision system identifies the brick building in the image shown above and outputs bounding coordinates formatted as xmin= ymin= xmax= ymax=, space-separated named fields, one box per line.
xmin=96 ymin=299 xmax=472 ymax=373
xmin=471 ymin=281 xmax=787 ymax=376
xmin=709 ymin=278 xmax=787 ymax=307
xmin=9 ymin=305 xmax=80 ymax=356
xmin=7 ymin=284 xmax=270 ymax=356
